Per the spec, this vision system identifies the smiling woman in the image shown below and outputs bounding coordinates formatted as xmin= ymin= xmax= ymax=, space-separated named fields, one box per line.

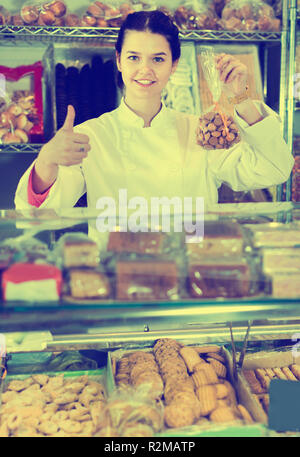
xmin=15 ymin=10 xmax=294 ymax=231
xmin=115 ymin=10 xmax=180 ymax=127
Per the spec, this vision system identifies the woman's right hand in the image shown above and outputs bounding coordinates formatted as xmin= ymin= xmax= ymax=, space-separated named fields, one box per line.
xmin=33 ymin=105 xmax=90 ymax=194
xmin=38 ymin=105 xmax=90 ymax=167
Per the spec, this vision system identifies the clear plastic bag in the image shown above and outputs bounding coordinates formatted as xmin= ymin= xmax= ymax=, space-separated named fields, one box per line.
xmin=174 ymin=0 xmax=218 ymax=30
xmin=196 ymin=46 xmax=241 ymax=150
xmin=220 ymin=0 xmax=281 ymax=31
xmin=20 ymin=1 xmax=67 ymax=26
xmin=0 ymin=5 xmax=11 ymax=25
xmin=83 ymin=1 xmax=134 ymax=27
xmin=0 ymin=61 xmax=44 ymax=144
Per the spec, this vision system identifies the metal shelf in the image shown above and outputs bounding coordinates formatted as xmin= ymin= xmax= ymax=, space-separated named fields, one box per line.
xmin=0 ymin=25 xmax=282 ymax=44
xmin=0 ymin=143 xmax=41 ymax=154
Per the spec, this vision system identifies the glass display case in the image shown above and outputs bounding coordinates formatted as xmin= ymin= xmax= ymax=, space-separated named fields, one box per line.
xmin=1 ymin=203 xmax=300 ymax=437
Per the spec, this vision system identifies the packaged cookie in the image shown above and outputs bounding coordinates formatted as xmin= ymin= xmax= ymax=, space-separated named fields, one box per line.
xmin=220 ymin=0 xmax=281 ymax=32
xmin=20 ymin=1 xmax=67 ymax=26
xmin=174 ymin=0 xmax=218 ymax=30
xmin=196 ymin=46 xmax=241 ymax=150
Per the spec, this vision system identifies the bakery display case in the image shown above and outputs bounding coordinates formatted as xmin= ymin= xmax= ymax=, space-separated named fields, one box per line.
xmin=0 ymin=0 xmax=300 ymax=437
xmin=1 ymin=203 xmax=300 ymax=437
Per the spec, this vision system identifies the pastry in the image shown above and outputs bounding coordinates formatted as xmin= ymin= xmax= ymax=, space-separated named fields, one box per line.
xmin=215 ymin=383 xmax=228 ymax=399
xmin=209 ymin=406 xmax=237 ymax=423
xmin=281 ymin=366 xmax=298 ymax=381
xmin=107 ymin=231 xmax=165 ymax=255
xmin=69 ymin=269 xmax=110 ymax=299
xmin=194 ymin=345 xmax=221 ymax=354
xmin=186 ymin=221 xmax=245 ymax=258
xmin=271 ymin=367 xmax=287 ymax=380
xmin=290 ymin=364 xmax=300 ymax=380
xmin=237 ymin=404 xmax=253 ymax=424
xmin=255 ymin=368 xmax=271 ymax=390
xmin=63 ymin=240 xmax=99 ymax=268
xmin=189 ymin=259 xmax=251 ymax=298
xmin=207 ymin=358 xmax=227 ymax=378
xmin=196 ymin=385 xmax=217 ymax=416
xmin=243 ymin=369 xmax=266 ymax=394
xmin=164 ymin=401 xmax=195 ymax=428
xmin=179 ymin=346 xmax=202 ymax=372
xmin=116 ymin=260 xmax=179 ymax=300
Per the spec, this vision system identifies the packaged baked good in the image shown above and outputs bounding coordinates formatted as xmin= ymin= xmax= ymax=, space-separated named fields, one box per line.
xmin=68 ymin=268 xmax=111 ymax=299
xmin=83 ymin=1 xmax=134 ymax=27
xmin=270 ymin=272 xmax=300 ymax=298
xmin=0 ymin=62 xmax=44 ymax=144
xmin=2 ymin=262 xmax=62 ymax=301
xmin=196 ymin=46 xmax=241 ymax=150
xmin=246 ymin=223 xmax=300 ymax=248
xmin=188 ymin=257 xmax=253 ymax=298
xmin=54 ymin=233 xmax=100 ymax=269
xmin=20 ymin=1 xmax=67 ymax=26
xmin=107 ymin=231 xmax=170 ymax=256
xmin=174 ymin=0 xmax=218 ymax=30
xmin=220 ymin=0 xmax=281 ymax=31
xmin=186 ymin=220 xmax=247 ymax=259
xmin=116 ymin=260 xmax=179 ymax=301
xmin=261 ymin=248 xmax=300 ymax=274
xmin=98 ymin=382 xmax=164 ymax=436
xmin=0 ymin=5 xmax=11 ymax=24
xmin=0 ymin=236 xmax=51 ymax=264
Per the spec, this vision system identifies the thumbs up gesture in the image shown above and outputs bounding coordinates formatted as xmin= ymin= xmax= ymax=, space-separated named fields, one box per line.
xmin=38 ymin=105 xmax=91 ymax=167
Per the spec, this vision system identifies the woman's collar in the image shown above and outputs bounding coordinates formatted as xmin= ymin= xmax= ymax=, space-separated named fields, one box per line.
xmin=118 ymin=97 xmax=170 ymax=128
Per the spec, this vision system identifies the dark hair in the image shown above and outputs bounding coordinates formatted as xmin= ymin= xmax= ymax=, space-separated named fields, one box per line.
xmin=115 ymin=10 xmax=181 ymax=89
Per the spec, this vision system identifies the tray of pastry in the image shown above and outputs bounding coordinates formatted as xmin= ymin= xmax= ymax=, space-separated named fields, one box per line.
xmin=107 ymin=338 xmax=268 ymax=437
xmin=240 ymin=348 xmax=300 ymax=421
xmin=0 ymin=369 xmax=108 ymax=437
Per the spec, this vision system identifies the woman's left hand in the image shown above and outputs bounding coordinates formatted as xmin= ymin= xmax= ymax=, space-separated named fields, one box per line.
xmin=215 ymin=53 xmax=248 ymax=96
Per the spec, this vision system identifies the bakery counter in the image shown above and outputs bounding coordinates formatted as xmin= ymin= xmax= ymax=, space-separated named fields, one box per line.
xmin=0 ymin=203 xmax=300 ymax=336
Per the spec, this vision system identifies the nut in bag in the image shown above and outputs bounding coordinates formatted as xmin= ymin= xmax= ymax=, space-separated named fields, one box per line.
xmin=0 ymin=61 xmax=44 ymax=144
xmin=196 ymin=46 xmax=240 ymax=150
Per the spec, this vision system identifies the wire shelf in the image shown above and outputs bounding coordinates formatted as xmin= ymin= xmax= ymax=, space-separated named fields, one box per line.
xmin=0 ymin=143 xmax=42 ymax=153
xmin=0 ymin=25 xmax=282 ymax=44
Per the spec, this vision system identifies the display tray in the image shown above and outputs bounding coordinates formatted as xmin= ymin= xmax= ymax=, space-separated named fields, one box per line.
xmin=240 ymin=348 xmax=300 ymax=422
xmin=107 ymin=339 xmax=268 ymax=437
xmin=0 ymin=368 xmax=107 ymax=437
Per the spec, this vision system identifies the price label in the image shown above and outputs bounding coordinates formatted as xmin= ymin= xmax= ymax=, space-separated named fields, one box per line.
xmin=268 ymin=379 xmax=300 ymax=432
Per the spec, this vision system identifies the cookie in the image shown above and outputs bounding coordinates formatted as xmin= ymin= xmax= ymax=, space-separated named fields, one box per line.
xmin=196 ymin=385 xmax=217 ymax=417
xmin=281 ymin=366 xmax=298 ymax=381
xmin=179 ymin=346 xmax=202 ymax=373
xmin=290 ymin=364 xmax=300 ymax=380
xmin=237 ymin=404 xmax=253 ymax=424
xmin=207 ymin=358 xmax=227 ymax=378
xmin=210 ymin=406 xmax=237 ymax=423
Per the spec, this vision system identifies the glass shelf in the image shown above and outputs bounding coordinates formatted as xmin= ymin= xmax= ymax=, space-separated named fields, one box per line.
xmin=0 ymin=25 xmax=282 ymax=44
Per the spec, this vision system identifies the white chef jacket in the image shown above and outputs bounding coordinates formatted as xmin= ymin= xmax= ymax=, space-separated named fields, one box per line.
xmin=15 ymin=98 xmax=294 ymax=218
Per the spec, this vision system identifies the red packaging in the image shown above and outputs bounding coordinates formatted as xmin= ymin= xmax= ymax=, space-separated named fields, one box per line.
xmin=0 ymin=61 xmax=44 ymax=143
xmin=2 ymin=263 xmax=62 ymax=301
